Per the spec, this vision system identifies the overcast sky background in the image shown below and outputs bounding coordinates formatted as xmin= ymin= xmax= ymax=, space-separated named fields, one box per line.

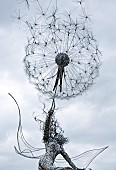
xmin=0 ymin=0 xmax=116 ymax=170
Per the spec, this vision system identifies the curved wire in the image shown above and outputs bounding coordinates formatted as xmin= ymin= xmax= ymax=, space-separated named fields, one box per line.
xmin=8 ymin=93 xmax=45 ymax=159
xmin=56 ymin=146 xmax=108 ymax=169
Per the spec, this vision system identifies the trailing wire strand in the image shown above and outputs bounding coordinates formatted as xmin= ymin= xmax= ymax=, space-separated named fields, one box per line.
xmin=8 ymin=93 xmax=45 ymax=159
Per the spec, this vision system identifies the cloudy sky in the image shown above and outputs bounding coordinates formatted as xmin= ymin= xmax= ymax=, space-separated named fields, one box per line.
xmin=0 ymin=0 xmax=116 ymax=170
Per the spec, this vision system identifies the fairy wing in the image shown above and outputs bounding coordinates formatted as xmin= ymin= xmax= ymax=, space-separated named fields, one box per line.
xmin=71 ymin=146 xmax=108 ymax=169
xmin=9 ymin=93 xmax=45 ymax=159
xmin=14 ymin=122 xmax=45 ymax=159
xmin=56 ymin=146 xmax=108 ymax=169
xmin=14 ymin=146 xmax=44 ymax=159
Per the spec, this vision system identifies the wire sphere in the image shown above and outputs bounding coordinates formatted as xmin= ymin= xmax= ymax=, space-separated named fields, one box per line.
xmin=23 ymin=1 xmax=101 ymax=99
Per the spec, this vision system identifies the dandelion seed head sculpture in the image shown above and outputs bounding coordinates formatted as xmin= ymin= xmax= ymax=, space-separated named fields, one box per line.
xmin=22 ymin=0 xmax=101 ymax=99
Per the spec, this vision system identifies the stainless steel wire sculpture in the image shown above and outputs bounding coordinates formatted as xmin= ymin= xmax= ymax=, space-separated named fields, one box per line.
xmin=18 ymin=0 xmax=101 ymax=99
xmin=9 ymin=93 xmax=108 ymax=170
xmin=10 ymin=0 xmax=108 ymax=170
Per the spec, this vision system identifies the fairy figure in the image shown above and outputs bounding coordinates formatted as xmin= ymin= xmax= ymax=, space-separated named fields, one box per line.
xmin=8 ymin=93 xmax=108 ymax=170
xmin=39 ymin=99 xmax=84 ymax=170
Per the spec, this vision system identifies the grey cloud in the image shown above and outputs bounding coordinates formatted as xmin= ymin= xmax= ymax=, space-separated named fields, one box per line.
xmin=0 ymin=0 xmax=116 ymax=170
xmin=0 ymin=0 xmax=17 ymax=26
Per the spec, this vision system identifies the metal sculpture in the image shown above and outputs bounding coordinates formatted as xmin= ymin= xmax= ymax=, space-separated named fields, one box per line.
xmin=19 ymin=0 xmax=101 ymax=99
xmin=10 ymin=0 xmax=108 ymax=169
xmin=9 ymin=93 xmax=108 ymax=170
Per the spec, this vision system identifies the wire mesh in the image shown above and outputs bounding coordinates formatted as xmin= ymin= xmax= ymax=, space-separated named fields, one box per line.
xmin=18 ymin=0 xmax=102 ymax=99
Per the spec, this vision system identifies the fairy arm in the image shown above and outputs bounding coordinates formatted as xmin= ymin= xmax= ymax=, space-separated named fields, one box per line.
xmin=43 ymin=99 xmax=55 ymax=143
